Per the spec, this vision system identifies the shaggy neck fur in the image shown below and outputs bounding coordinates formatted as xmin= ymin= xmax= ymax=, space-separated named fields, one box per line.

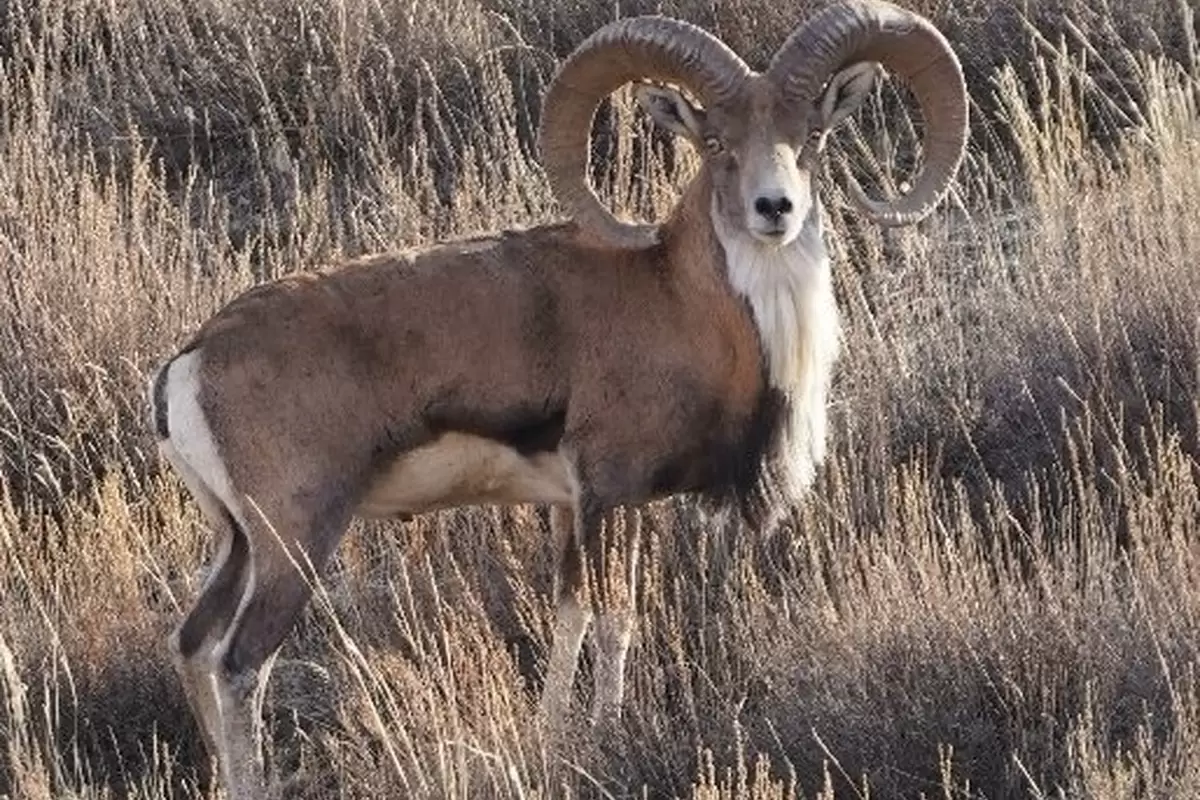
xmin=712 ymin=201 xmax=840 ymax=501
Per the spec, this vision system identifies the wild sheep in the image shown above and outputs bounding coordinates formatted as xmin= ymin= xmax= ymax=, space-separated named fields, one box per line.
xmin=148 ymin=1 xmax=967 ymax=795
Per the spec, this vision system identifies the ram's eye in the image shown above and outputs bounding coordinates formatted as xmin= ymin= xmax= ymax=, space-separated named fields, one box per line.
xmin=798 ymin=129 xmax=826 ymax=160
xmin=704 ymin=137 xmax=724 ymax=155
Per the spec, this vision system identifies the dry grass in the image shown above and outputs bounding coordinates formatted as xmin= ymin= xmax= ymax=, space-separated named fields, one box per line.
xmin=2 ymin=0 xmax=1200 ymax=797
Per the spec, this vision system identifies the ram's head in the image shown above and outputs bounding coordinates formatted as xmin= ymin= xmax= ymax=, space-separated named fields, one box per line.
xmin=540 ymin=0 xmax=968 ymax=248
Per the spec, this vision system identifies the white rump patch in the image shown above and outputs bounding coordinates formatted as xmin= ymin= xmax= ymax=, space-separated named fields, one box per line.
xmin=713 ymin=202 xmax=840 ymax=498
xmin=159 ymin=350 xmax=258 ymax=668
xmin=162 ymin=351 xmax=246 ymax=529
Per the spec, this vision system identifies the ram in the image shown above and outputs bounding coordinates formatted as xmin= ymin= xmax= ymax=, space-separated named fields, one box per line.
xmin=148 ymin=0 xmax=967 ymax=795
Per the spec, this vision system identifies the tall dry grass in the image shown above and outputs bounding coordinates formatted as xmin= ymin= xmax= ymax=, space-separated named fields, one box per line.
xmin=1 ymin=0 xmax=1200 ymax=797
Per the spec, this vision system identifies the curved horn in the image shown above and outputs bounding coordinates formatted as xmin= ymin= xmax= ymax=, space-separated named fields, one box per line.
xmin=539 ymin=17 xmax=752 ymax=248
xmin=766 ymin=0 xmax=967 ymax=227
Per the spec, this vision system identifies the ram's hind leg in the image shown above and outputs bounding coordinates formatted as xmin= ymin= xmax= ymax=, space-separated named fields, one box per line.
xmin=162 ymin=442 xmax=252 ymax=775
xmin=164 ymin=444 xmax=350 ymax=795
xmin=203 ymin=496 xmax=352 ymax=800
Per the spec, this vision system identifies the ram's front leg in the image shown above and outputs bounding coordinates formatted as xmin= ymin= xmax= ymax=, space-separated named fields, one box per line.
xmin=586 ymin=505 xmax=642 ymax=726
xmin=538 ymin=505 xmax=593 ymax=731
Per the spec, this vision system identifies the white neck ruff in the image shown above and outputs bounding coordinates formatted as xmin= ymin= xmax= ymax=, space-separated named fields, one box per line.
xmin=712 ymin=205 xmax=841 ymax=498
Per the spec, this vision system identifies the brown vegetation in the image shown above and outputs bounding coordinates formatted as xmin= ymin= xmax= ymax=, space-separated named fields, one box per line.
xmin=1 ymin=0 xmax=1199 ymax=797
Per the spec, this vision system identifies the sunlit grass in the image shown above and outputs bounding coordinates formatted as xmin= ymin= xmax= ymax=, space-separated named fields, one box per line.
xmin=1 ymin=0 xmax=1199 ymax=797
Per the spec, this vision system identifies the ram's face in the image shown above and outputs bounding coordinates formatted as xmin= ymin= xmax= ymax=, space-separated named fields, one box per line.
xmin=705 ymin=83 xmax=816 ymax=246
xmin=635 ymin=67 xmax=881 ymax=248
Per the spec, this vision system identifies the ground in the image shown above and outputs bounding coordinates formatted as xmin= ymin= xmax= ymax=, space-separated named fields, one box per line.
xmin=1 ymin=0 xmax=1199 ymax=797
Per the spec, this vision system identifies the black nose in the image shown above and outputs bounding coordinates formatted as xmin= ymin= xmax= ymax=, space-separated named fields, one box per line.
xmin=754 ymin=195 xmax=793 ymax=221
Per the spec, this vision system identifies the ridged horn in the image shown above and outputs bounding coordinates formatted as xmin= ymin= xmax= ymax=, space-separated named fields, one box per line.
xmin=539 ymin=17 xmax=752 ymax=248
xmin=766 ymin=0 xmax=968 ymax=226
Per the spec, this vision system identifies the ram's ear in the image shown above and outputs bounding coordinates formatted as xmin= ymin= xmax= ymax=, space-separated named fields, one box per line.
xmin=819 ymin=61 xmax=884 ymax=132
xmin=635 ymin=83 xmax=707 ymax=146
